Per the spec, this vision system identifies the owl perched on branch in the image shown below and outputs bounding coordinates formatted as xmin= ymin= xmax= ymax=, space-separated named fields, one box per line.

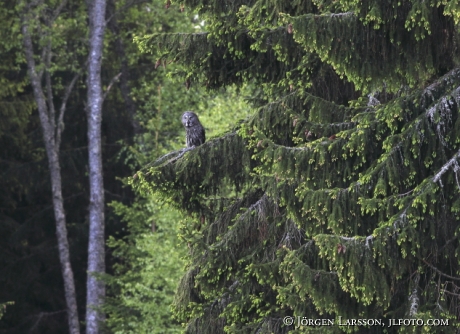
xmin=181 ymin=111 xmax=206 ymax=148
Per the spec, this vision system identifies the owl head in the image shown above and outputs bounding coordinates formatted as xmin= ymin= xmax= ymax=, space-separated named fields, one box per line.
xmin=181 ymin=111 xmax=200 ymax=128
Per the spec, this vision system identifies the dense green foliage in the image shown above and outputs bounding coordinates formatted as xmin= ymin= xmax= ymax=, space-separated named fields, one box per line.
xmin=104 ymin=82 xmax=253 ymax=333
xmin=0 ymin=0 xmax=200 ymax=332
xmin=136 ymin=0 xmax=460 ymax=333
xmin=103 ymin=197 xmax=186 ymax=334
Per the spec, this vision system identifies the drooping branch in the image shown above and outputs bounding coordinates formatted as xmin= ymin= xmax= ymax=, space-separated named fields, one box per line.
xmin=422 ymin=259 xmax=460 ymax=281
xmin=433 ymin=148 xmax=460 ymax=184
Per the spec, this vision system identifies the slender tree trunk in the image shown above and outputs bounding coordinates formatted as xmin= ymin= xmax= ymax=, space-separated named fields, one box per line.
xmin=85 ymin=0 xmax=107 ymax=333
xmin=106 ymin=0 xmax=141 ymax=136
xmin=21 ymin=10 xmax=80 ymax=334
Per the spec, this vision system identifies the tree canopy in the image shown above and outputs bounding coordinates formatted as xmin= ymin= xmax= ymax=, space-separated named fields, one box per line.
xmin=136 ymin=0 xmax=460 ymax=333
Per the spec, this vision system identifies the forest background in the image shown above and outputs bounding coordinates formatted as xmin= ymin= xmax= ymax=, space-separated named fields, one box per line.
xmin=2 ymin=0 xmax=460 ymax=333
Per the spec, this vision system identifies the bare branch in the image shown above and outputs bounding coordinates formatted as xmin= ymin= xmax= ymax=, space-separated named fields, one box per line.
xmin=51 ymin=0 xmax=69 ymax=22
xmin=21 ymin=14 xmax=51 ymax=133
xmin=45 ymin=40 xmax=56 ymax=130
xmin=433 ymin=149 xmax=460 ymax=183
xmin=38 ymin=46 xmax=48 ymax=81
xmin=422 ymin=259 xmax=460 ymax=281
xmin=102 ymin=72 xmax=122 ymax=102
xmin=441 ymin=289 xmax=460 ymax=297
xmin=56 ymin=73 xmax=80 ymax=149
xmin=26 ymin=0 xmax=45 ymax=9
xmin=438 ymin=236 xmax=458 ymax=253
xmin=29 ymin=310 xmax=66 ymax=333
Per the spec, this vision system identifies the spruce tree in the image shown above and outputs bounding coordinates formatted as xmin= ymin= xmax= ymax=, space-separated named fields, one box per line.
xmin=136 ymin=1 xmax=460 ymax=332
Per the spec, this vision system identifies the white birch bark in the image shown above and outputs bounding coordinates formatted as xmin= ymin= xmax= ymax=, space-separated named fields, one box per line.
xmin=85 ymin=0 xmax=107 ymax=333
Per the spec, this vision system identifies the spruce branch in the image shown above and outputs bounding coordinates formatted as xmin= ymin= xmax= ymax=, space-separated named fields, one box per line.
xmin=433 ymin=148 xmax=460 ymax=185
xmin=290 ymin=12 xmax=355 ymax=21
xmin=397 ymin=189 xmax=415 ymax=197
xmin=335 ymin=235 xmax=375 ymax=249
xmin=142 ymin=132 xmax=239 ymax=171
xmin=151 ymin=147 xmax=194 ymax=168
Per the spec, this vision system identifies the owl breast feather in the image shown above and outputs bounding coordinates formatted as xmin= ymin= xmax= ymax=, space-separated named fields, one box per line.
xmin=186 ymin=125 xmax=206 ymax=147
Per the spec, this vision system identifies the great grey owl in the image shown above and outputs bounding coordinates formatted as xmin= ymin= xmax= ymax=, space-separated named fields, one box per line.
xmin=181 ymin=111 xmax=206 ymax=148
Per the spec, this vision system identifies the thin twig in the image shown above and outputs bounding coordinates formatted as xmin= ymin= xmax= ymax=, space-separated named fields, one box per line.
xmin=422 ymin=259 xmax=460 ymax=281
xmin=397 ymin=189 xmax=415 ymax=197
xmin=102 ymin=72 xmax=122 ymax=102
xmin=29 ymin=310 xmax=66 ymax=333
xmin=51 ymin=0 xmax=68 ymax=22
xmin=441 ymin=289 xmax=460 ymax=297
xmin=56 ymin=72 xmax=80 ymax=149
xmin=438 ymin=236 xmax=458 ymax=253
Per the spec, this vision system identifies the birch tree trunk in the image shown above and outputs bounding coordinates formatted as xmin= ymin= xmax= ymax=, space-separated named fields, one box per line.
xmin=85 ymin=0 xmax=107 ymax=333
xmin=20 ymin=3 xmax=80 ymax=334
